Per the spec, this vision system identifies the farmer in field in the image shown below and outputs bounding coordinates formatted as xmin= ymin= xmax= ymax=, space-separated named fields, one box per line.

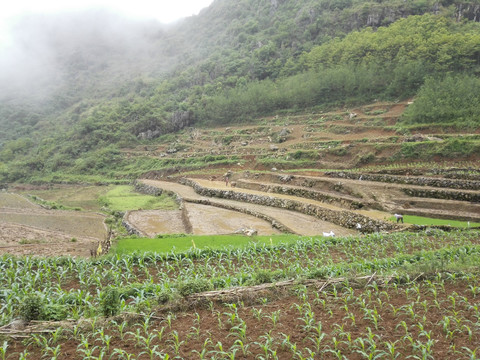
xmin=394 ymin=213 xmax=404 ymax=223
xmin=224 ymin=170 xmax=233 ymax=186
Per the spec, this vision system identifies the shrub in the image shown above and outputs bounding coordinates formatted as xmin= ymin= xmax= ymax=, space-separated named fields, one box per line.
xmin=177 ymin=279 xmax=213 ymax=297
xmin=43 ymin=304 xmax=68 ymax=321
xmin=158 ymin=290 xmax=173 ymax=304
xmin=100 ymin=288 xmax=120 ymax=317
xmin=19 ymin=295 xmax=44 ymax=321
xmin=253 ymin=270 xmax=273 ymax=285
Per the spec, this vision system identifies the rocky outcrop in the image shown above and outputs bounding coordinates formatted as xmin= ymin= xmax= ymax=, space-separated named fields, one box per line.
xmin=181 ymin=179 xmax=396 ymax=233
xmin=456 ymin=3 xmax=480 ymax=22
xmin=171 ymin=111 xmax=195 ymax=131
xmin=327 ymin=172 xmax=480 ymax=191
xmin=138 ymin=129 xmax=162 ymax=140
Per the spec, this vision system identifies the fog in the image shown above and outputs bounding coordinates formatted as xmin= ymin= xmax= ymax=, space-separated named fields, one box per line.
xmin=0 ymin=8 xmax=191 ymax=104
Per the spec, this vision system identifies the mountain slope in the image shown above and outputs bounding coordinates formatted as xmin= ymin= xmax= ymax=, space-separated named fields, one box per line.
xmin=0 ymin=0 xmax=479 ymax=182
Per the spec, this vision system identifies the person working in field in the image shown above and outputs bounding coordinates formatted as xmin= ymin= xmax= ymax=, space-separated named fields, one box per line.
xmin=224 ymin=170 xmax=232 ymax=186
xmin=394 ymin=213 xmax=404 ymax=223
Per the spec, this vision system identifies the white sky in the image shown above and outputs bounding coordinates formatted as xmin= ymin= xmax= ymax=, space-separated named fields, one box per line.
xmin=0 ymin=0 xmax=214 ymax=46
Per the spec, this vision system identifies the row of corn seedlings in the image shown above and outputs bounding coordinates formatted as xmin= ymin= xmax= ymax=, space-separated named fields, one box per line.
xmin=3 ymin=271 xmax=480 ymax=359
xmin=1 ymin=230 xmax=479 ymax=326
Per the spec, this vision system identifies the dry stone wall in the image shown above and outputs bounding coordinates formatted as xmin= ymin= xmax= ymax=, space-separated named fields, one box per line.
xmin=235 ymin=179 xmax=367 ymax=210
xmin=134 ymin=181 xmax=164 ymax=196
xmin=402 ymin=188 xmax=480 ymax=203
xmin=326 ymin=171 xmax=480 ymax=191
xmin=122 ymin=211 xmax=146 ymax=237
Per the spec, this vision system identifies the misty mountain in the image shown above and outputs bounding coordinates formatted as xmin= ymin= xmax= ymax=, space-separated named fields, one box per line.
xmin=0 ymin=0 xmax=479 ymax=182
xmin=0 ymin=10 xmax=180 ymax=103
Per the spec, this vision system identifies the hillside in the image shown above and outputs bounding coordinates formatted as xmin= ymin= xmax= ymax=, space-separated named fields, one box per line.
xmin=1 ymin=2 xmax=480 ymax=356
xmin=0 ymin=0 xmax=480 ymax=183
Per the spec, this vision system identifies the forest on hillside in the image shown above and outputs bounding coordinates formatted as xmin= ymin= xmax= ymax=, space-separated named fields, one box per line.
xmin=0 ymin=0 xmax=480 ymax=182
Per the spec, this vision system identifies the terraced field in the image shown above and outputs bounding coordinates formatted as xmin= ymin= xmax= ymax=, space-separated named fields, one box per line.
xmin=3 ymin=100 xmax=479 ymax=254
xmin=0 ymin=192 xmax=107 ymax=257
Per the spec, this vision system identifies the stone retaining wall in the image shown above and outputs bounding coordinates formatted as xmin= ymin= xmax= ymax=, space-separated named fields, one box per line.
xmin=122 ymin=211 xmax=146 ymax=237
xmin=235 ymin=179 xmax=367 ymax=210
xmin=327 ymin=171 xmax=480 ymax=191
xmin=181 ymin=179 xmax=396 ymax=233
xmin=402 ymin=188 xmax=480 ymax=203
xmin=134 ymin=181 xmax=164 ymax=196
xmin=181 ymin=204 xmax=193 ymax=234
xmin=129 ymin=181 xmax=192 ymax=236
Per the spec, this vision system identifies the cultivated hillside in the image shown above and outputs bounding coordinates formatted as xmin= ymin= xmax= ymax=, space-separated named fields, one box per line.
xmin=0 ymin=0 xmax=479 ymax=183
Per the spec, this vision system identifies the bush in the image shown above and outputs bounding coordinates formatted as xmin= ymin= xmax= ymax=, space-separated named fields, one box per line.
xmin=253 ymin=270 xmax=273 ymax=284
xmin=43 ymin=304 xmax=68 ymax=321
xmin=158 ymin=290 xmax=173 ymax=304
xmin=177 ymin=279 xmax=213 ymax=297
xmin=100 ymin=288 xmax=120 ymax=317
xmin=19 ymin=294 xmax=44 ymax=321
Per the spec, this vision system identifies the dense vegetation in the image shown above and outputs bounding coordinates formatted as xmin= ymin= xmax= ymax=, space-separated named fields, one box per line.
xmin=1 ymin=0 xmax=480 ymax=182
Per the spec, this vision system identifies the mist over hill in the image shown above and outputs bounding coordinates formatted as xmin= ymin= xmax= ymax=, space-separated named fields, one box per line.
xmin=0 ymin=10 xmax=179 ymax=103
xmin=0 ymin=0 xmax=479 ymax=182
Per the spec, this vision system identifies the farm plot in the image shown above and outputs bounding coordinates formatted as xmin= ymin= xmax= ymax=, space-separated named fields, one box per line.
xmin=126 ymin=210 xmax=187 ymax=236
xmin=1 ymin=230 xmax=480 ymax=359
xmin=185 ymin=202 xmax=282 ymax=235
xmin=126 ymin=204 xmax=283 ymax=237
xmin=7 ymin=276 xmax=479 ymax=359
xmin=0 ymin=193 xmax=106 ymax=257
xmin=139 ymin=179 xmax=358 ymax=236
xmin=0 ymin=193 xmax=39 ymax=209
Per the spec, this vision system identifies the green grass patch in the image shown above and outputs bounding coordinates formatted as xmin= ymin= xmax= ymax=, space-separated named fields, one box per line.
xmin=389 ymin=215 xmax=480 ymax=228
xmin=114 ymin=234 xmax=301 ymax=255
xmin=99 ymin=185 xmax=178 ymax=211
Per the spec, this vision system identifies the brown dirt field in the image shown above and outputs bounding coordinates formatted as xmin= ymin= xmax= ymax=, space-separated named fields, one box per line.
xmin=127 ymin=210 xmax=186 ymax=236
xmin=185 ymin=203 xmax=282 ymax=235
xmin=5 ymin=279 xmax=478 ymax=359
xmin=0 ymin=192 xmax=107 ymax=257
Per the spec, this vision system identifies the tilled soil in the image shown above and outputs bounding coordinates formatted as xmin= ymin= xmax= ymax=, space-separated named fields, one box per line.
xmin=5 ymin=279 xmax=477 ymax=359
xmin=0 ymin=193 xmax=106 ymax=257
